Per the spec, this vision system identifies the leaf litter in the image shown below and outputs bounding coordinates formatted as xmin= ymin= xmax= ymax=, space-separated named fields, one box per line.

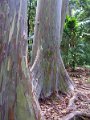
xmin=39 ymin=67 xmax=90 ymax=120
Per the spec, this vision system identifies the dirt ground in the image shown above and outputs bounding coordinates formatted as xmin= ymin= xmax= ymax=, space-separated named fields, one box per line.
xmin=40 ymin=67 xmax=90 ymax=120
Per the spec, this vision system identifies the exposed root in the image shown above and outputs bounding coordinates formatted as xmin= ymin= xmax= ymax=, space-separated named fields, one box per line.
xmin=80 ymin=85 xmax=90 ymax=90
xmin=68 ymin=93 xmax=78 ymax=110
xmin=68 ymin=91 xmax=89 ymax=108
xmin=65 ymin=91 xmax=90 ymax=120
xmin=62 ymin=111 xmax=90 ymax=120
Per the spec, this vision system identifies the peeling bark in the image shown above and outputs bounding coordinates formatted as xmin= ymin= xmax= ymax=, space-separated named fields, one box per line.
xmin=0 ymin=0 xmax=42 ymax=120
xmin=31 ymin=0 xmax=74 ymax=99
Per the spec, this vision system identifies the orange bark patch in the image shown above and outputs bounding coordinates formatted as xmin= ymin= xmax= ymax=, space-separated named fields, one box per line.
xmin=18 ymin=55 xmax=22 ymax=70
xmin=8 ymin=107 xmax=14 ymax=120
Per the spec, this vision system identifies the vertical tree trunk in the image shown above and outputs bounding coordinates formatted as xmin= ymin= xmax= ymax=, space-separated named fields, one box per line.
xmin=31 ymin=0 xmax=69 ymax=64
xmin=60 ymin=0 xmax=69 ymax=42
xmin=31 ymin=0 xmax=74 ymax=99
xmin=0 ymin=0 xmax=42 ymax=119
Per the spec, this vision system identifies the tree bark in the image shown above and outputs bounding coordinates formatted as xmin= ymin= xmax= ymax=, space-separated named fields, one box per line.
xmin=31 ymin=0 xmax=74 ymax=99
xmin=0 ymin=0 xmax=42 ymax=120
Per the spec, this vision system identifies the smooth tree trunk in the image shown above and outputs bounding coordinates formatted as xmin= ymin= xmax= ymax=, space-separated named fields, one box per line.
xmin=0 ymin=0 xmax=42 ymax=120
xmin=60 ymin=0 xmax=69 ymax=42
xmin=31 ymin=0 xmax=69 ymax=64
xmin=31 ymin=0 xmax=74 ymax=99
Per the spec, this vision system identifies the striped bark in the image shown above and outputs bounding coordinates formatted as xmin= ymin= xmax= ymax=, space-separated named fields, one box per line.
xmin=0 ymin=0 xmax=42 ymax=120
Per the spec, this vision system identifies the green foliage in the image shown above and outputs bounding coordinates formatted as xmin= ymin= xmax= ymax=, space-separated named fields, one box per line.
xmin=27 ymin=0 xmax=37 ymax=61
xmin=61 ymin=16 xmax=86 ymax=70
xmin=27 ymin=0 xmax=37 ymax=35
xmin=65 ymin=16 xmax=78 ymax=31
xmin=61 ymin=0 xmax=90 ymax=70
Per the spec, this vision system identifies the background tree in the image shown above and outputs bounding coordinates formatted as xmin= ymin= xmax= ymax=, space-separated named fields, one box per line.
xmin=28 ymin=0 xmax=90 ymax=68
xmin=0 ymin=0 xmax=42 ymax=119
xmin=31 ymin=0 xmax=74 ymax=99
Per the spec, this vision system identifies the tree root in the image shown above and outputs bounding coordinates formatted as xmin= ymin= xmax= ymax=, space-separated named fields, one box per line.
xmin=62 ymin=91 xmax=90 ymax=120
xmin=68 ymin=91 xmax=89 ymax=108
xmin=62 ymin=111 xmax=90 ymax=120
xmin=68 ymin=93 xmax=78 ymax=109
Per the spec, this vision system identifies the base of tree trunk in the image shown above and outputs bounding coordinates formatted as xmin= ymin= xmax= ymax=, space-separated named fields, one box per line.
xmin=30 ymin=48 xmax=74 ymax=99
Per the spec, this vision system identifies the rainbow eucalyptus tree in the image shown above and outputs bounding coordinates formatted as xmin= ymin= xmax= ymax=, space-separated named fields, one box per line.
xmin=0 ymin=0 xmax=42 ymax=120
xmin=31 ymin=0 xmax=74 ymax=99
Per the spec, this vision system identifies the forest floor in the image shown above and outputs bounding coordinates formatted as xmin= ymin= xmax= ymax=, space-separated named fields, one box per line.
xmin=40 ymin=67 xmax=90 ymax=120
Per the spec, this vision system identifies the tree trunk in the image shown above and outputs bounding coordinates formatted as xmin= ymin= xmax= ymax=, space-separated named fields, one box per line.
xmin=0 ymin=0 xmax=42 ymax=120
xmin=31 ymin=0 xmax=74 ymax=99
xmin=31 ymin=0 xmax=69 ymax=64
xmin=60 ymin=0 xmax=69 ymax=42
